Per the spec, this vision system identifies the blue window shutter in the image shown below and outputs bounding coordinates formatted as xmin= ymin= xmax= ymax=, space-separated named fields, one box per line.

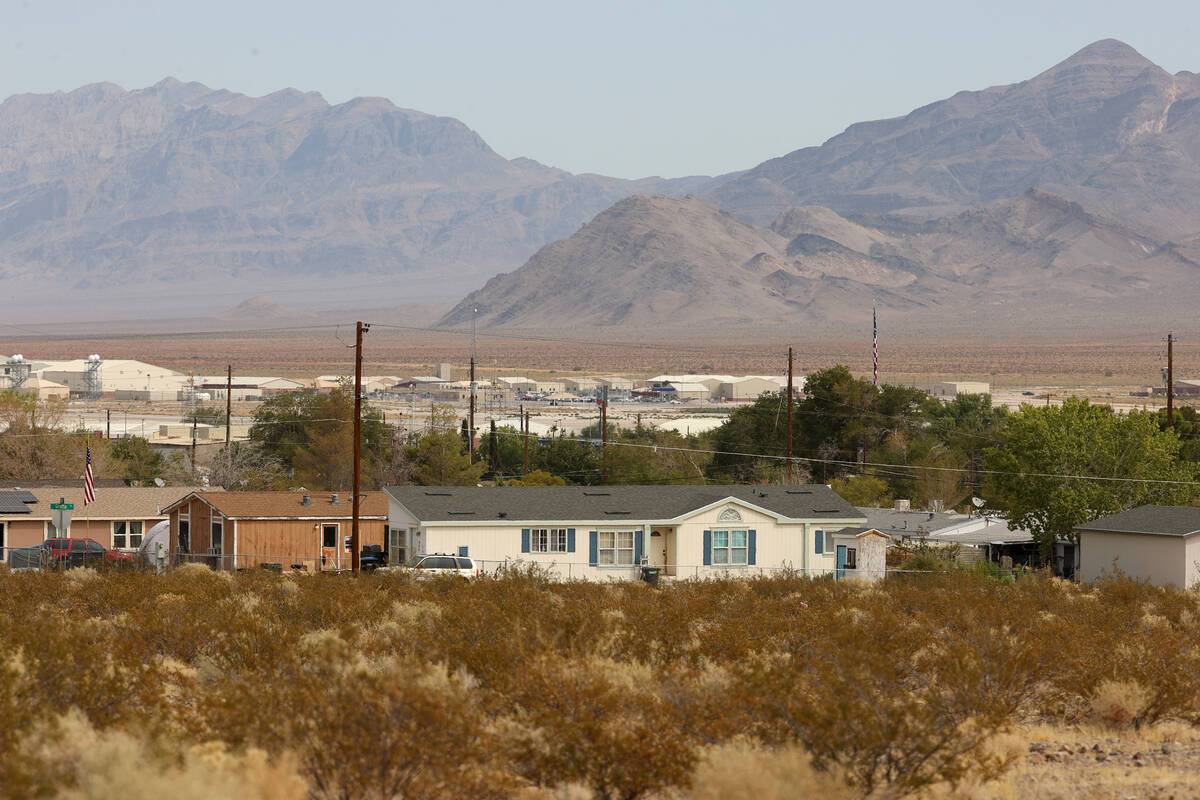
xmin=521 ymin=528 xmax=530 ymax=554
xmin=588 ymin=531 xmax=598 ymax=566
xmin=567 ymin=528 xmax=576 ymax=553
xmin=703 ymin=529 xmax=712 ymax=566
xmin=634 ymin=530 xmax=644 ymax=564
xmin=815 ymin=529 xmax=824 ymax=554
xmin=748 ymin=529 xmax=756 ymax=565
xmin=458 ymin=545 xmax=468 ymax=557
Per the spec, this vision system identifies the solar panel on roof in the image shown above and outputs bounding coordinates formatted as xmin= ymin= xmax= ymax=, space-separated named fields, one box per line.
xmin=0 ymin=491 xmax=35 ymax=514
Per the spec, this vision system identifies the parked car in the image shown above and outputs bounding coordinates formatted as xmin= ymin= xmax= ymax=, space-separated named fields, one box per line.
xmin=410 ymin=554 xmax=481 ymax=579
xmin=8 ymin=538 xmax=133 ymax=570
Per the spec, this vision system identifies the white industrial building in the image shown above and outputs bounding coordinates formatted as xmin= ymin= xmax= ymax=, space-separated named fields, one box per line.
xmin=927 ymin=381 xmax=991 ymax=398
xmin=198 ymin=376 xmax=307 ymax=401
xmin=646 ymin=374 xmax=790 ymax=402
xmin=2 ymin=355 xmax=185 ymax=399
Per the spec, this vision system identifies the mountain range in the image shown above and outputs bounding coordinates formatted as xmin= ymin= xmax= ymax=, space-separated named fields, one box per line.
xmin=2 ymin=39 xmax=1199 ymax=331
xmin=0 ymin=79 xmax=706 ymax=316
xmin=444 ymin=39 xmax=1200 ymax=332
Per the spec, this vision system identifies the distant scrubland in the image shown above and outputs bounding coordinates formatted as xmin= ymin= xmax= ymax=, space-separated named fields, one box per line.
xmin=3 ymin=567 xmax=1200 ymax=798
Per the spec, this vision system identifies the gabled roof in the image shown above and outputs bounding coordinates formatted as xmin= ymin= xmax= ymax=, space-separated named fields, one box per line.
xmin=1075 ymin=505 xmax=1200 ymax=538
xmin=167 ymin=490 xmax=388 ymax=519
xmin=0 ymin=487 xmax=210 ymax=520
xmin=385 ymin=485 xmax=861 ymax=523
xmin=835 ymin=527 xmax=892 ymax=540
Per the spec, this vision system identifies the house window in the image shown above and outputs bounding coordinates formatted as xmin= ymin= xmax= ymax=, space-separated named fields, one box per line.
xmin=845 ymin=548 xmax=858 ymax=569
xmin=113 ymin=521 xmax=144 ymax=550
xmin=815 ymin=529 xmax=824 ymax=554
xmin=712 ymin=529 xmax=748 ymax=565
xmin=389 ymin=527 xmax=407 ymax=564
xmin=530 ymin=528 xmax=569 ymax=553
xmin=178 ymin=519 xmax=190 ymax=553
xmin=597 ymin=530 xmax=635 ymax=565
xmin=322 ymin=525 xmax=338 ymax=548
xmin=211 ymin=520 xmax=223 ymax=552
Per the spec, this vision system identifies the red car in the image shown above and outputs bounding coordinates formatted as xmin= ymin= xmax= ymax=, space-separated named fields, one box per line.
xmin=36 ymin=538 xmax=134 ymax=569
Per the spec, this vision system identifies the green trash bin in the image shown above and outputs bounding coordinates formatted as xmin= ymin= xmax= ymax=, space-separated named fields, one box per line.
xmin=640 ymin=566 xmax=661 ymax=587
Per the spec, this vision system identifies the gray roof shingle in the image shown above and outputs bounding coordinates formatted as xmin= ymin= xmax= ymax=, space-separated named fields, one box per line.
xmin=0 ymin=490 xmax=36 ymax=514
xmin=385 ymin=484 xmax=860 ymax=523
xmin=1074 ymin=505 xmax=1200 ymax=538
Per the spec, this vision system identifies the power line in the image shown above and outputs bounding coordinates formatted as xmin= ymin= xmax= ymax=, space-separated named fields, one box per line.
xmin=484 ymin=426 xmax=1200 ymax=488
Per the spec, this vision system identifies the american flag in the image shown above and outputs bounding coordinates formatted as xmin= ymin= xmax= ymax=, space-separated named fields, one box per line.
xmin=83 ymin=444 xmax=96 ymax=506
xmin=872 ymin=302 xmax=878 ymax=386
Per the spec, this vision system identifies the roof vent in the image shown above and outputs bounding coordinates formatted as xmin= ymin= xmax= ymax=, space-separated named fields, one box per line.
xmin=583 ymin=491 xmax=610 ymax=496
xmin=424 ymin=491 xmax=452 ymax=496
xmin=330 ymin=493 xmax=340 ymax=504
xmin=894 ymin=499 xmax=911 ymax=511
xmin=301 ymin=494 xmax=311 ymax=506
xmin=785 ymin=489 xmax=812 ymax=495
xmin=498 ymin=511 xmax=508 ymax=518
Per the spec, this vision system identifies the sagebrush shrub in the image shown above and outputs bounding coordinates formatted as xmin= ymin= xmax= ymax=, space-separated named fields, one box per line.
xmin=2 ymin=566 xmax=1199 ymax=798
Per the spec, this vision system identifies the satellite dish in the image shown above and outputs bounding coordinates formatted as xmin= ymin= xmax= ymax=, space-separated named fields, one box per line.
xmin=154 ymin=477 xmax=165 ymax=488
xmin=971 ymin=496 xmax=985 ymax=509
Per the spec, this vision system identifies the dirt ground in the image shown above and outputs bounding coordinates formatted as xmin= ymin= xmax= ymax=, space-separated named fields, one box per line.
xmin=955 ymin=723 xmax=1200 ymax=800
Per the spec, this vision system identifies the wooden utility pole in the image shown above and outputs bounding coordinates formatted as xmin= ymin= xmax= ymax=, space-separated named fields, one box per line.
xmin=225 ymin=364 xmax=232 ymax=446
xmin=1167 ymin=331 xmax=1175 ymax=428
xmin=105 ymin=409 xmax=110 ymax=439
xmin=522 ymin=404 xmax=529 ymax=475
xmin=786 ymin=347 xmax=793 ymax=483
xmin=600 ymin=387 xmax=608 ymax=485
xmin=351 ymin=321 xmax=369 ymax=572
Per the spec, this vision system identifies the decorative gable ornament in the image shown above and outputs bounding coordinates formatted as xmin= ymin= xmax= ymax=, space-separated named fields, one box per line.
xmin=717 ymin=506 xmax=743 ymax=523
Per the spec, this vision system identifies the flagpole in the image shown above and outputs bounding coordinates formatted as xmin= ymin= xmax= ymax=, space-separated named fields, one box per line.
xmin=872 ymin=301 xmax=878 ymax=387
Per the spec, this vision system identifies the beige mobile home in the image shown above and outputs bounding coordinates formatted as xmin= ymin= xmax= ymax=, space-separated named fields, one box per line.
xmin=385 ymin=485 xmax=865 ymax=581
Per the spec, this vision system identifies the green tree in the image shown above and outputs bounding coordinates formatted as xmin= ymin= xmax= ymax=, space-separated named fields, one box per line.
xmin=830 ymin=474 xmax=889 ymax=506
xmin=181 ymin=405 xmax=226 ymax=426
xmin=107 ymin=436 xmax=166 ymax=483
xmin=1157 ymin=405 xmax=1200 ymax=464
xmin=984 ymin=398 xmax=1197 ymax=560
xmin=474 ymin=425 xmax=526 ymax=481
xmin=248 ymin=391 xmax=321 ymax=465
xmin=507 ymin=469 xmax=567 ymax=486
xmin=249 ymin=386 xmax=392 ymax=489
xmin=601 ymin=427 xmax=712 ymax=485
xmin=532 ymin=429 xmax=599 ymax=485
xmin=705 ymin=392 xmax=796 ymax=483
xmin=0 ymin=391 xmax=86 ymax=479
xmin=409 ymin=405 xmax=484 ymax=486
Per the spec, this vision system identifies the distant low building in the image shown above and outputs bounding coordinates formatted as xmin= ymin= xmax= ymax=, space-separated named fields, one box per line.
xmin=596 ymin=376 xmax=633 ymax=396
xmin=921 ymin=379 xmax=988 ymax=398
xmin=11 ymin=376 xmax=69 ymax=400
xmin=198 ymin=376 xmax=307 ymax=401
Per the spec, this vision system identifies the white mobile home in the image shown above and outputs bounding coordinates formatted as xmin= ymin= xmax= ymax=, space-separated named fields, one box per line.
xmin=385 ymin=485 xmax=865 ymax=581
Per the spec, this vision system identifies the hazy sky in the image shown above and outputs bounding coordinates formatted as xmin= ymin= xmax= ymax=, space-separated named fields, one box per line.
xmin=3 ymin=0 xmax=1197 ymax=178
